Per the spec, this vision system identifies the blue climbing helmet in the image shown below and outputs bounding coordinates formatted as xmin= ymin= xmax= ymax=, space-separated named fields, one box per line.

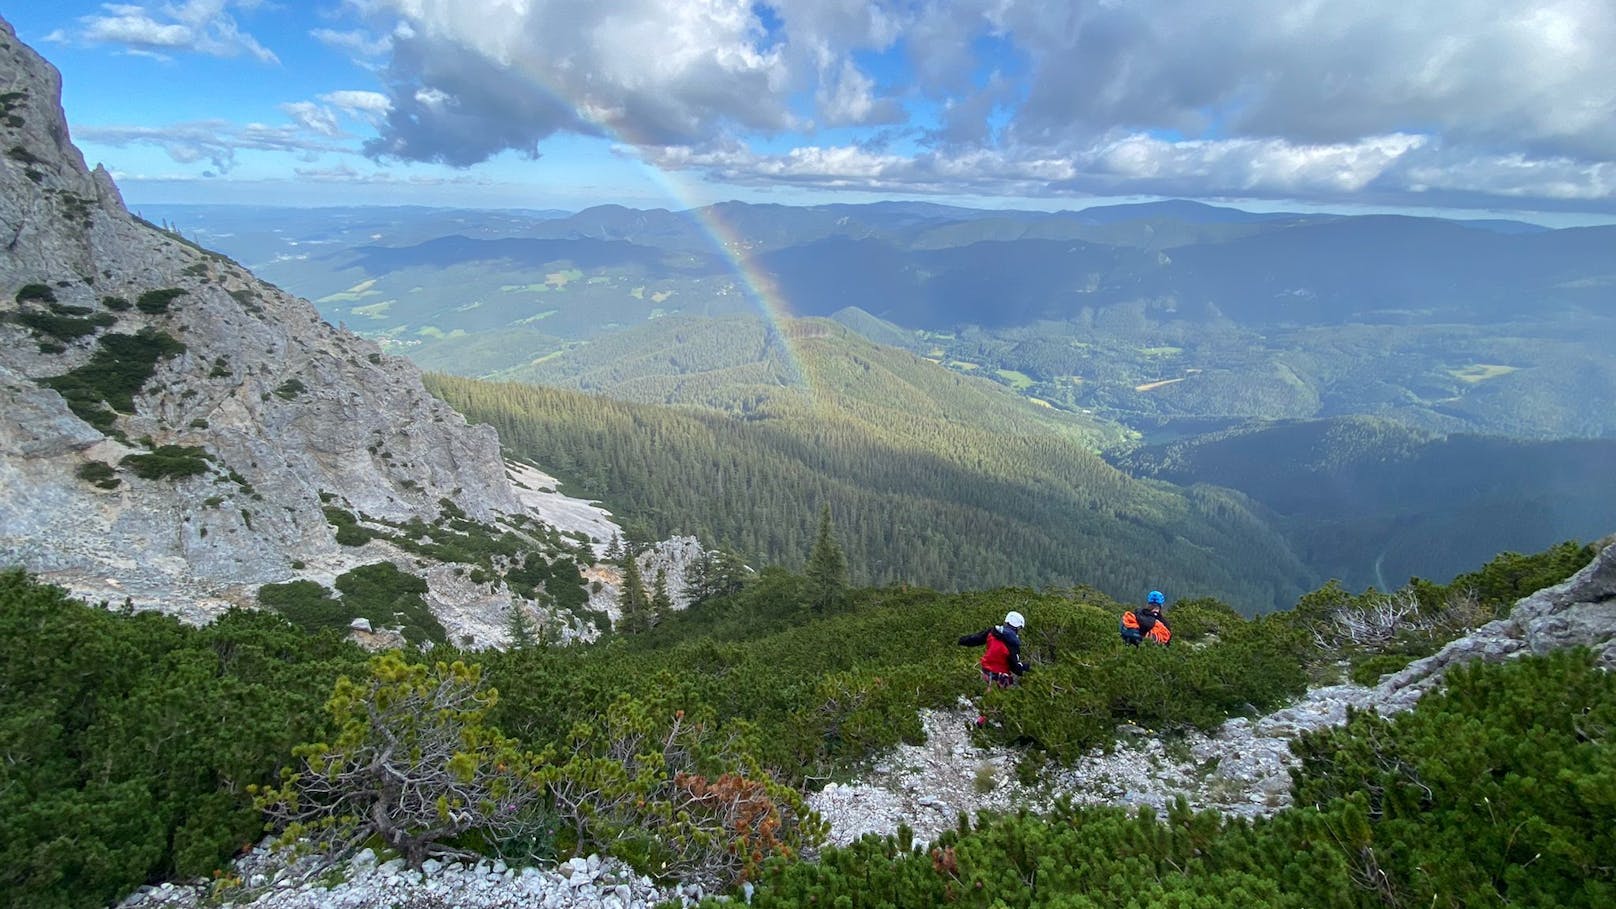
xmin=1147 ymin=590 xmax=1165 ymax=606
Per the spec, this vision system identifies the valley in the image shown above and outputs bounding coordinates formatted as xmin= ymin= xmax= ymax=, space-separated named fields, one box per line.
xmin=136 ymin=200 xmax=1616 ymax=598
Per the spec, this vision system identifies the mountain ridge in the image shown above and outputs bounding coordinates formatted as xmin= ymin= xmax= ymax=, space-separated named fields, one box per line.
xmin=0 ymin=16 xmax=652 ymax=645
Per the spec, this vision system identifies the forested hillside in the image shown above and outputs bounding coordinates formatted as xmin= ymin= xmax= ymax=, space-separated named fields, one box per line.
xmin=1119 ymin=416 xmax=1616 ymax=589
xmin=425 ymin=350 xmax=1315 ymax=610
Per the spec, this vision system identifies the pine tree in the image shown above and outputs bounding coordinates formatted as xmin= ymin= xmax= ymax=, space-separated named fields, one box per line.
xmin=506 ymin=604 xmax=537 ymax=648
xmin=619 ymin=552 xmax=649 ymax=633
xmin=605 ymin=533 xmax=624 ymax=560
xmin=806 ymin=505 xmax=847 ymax=612
xmin=651 ymin=567 xmax=673 ymax=627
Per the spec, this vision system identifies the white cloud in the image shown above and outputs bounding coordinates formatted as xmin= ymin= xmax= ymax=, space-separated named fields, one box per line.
xmin=279 ymin=102 xmax=342 ymax=137
xmin=320 ymin=91 xmax=392 ymax=115
xmin=637 ymin=131 xmax=1616 ymax=210
xmin=310 ymin=27 xmax=393 ymax=57
xmin=268 ymin=90 xmax=393 ymax=144
xmin=59 ymin=0 xmax=279 ymax=63
xmin=976 ymin=0 xmax=1616 ymax=161
xmin=816 ymin=60 xmax=903 ymax=127
xmin=76 ymin=121 xmax=345 ymax=170
xmin=345 ymin=0 xmax=914 ymax=164
xmin=87 ymin=0 xmax=1612 ymax=210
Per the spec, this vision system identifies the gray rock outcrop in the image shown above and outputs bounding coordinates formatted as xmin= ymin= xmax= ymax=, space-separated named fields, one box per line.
xmin=0 ymin=16 xmax=644 ymax=645
xmin=118 ymin=846 xmax=675 ymax=909
xmin=1377 ymin=536 xmax=1616 ymax=710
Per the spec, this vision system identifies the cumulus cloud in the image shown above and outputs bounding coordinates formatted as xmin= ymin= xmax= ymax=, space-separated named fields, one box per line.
xmin=343 ymin=0 xmax=920 ymax=164
xmin=974 ymin=0 xmax=1616 ymax=161
xmin=638 ymin=131 xmax=1616 ymax=211
xmin=58 ymin=0 xmax=279 ymax=63
xmin=325 ymin=0 xmax=1612 ymax=208
xmin=82 ymin=0 xmax=1612 ymax=210
xmin=816 ymin=60 xmax=904 ymax=127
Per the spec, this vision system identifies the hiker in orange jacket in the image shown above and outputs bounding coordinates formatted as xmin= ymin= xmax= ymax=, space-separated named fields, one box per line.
xmin=1121 ymin=590 xmax=1171 ymax=646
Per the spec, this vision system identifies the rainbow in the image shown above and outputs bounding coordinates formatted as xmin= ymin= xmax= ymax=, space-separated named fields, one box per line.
xmin=501 ymin=58 xmax=816 ymax=394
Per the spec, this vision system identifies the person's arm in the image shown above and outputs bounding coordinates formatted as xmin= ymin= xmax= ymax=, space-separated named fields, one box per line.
xmin=958 ymin=629 xmax=989 ymax=646
xmin=1005 ymin=629 xmax=1029 ymax=674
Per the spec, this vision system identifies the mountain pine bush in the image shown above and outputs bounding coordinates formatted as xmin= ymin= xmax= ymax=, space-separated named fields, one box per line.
xmin=717 ymin=650 xmax=1616 ymax=908
xmin=0 ymin=571 xmax=363 ymax=909
xmin=1291 ymin=648 xmax=1616 ymax=908
xmin=255 ymin=654 xmax=539 ymax=870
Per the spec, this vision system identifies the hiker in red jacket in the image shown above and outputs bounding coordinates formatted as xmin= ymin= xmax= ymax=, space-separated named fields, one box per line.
xmin=959 ymin=611 xmax=1028 ymax=726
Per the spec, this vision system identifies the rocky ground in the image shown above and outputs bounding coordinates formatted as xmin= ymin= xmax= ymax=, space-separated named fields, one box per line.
xmin=807 ymin=681 xmax=1380 ymax=847
xmin=118 ymin=848 xmax=688 ymax=909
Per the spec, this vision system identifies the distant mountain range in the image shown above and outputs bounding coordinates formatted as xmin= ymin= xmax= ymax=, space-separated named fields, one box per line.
xmin=140 ymin=199 xmax=1614 ymax=440
xmin=123 ymin=199 xmax=1615 ymax=593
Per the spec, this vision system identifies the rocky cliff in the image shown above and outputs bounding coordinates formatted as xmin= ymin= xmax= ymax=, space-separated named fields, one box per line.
xmin=0 ymin=17 xmax=706 ymax=645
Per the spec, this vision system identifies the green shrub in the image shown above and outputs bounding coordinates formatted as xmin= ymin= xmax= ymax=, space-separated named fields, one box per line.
xmin=1350 ymin=646 xmax=1428 ymax=682
xmin=719 ymin=652 xmax=1615 ymax=909
xmin=258 ymin=580 xmax=353 ymax=637
xmin=14 ymin=282 xmax=55 ymax=303
xmin=0 ymin=571 xmax=363 ymax=909
xmin=333 ymin=562 xmax=443 ymax=646
xmin=260 ymin=569 xmax=441 ymax=646
xmin=13 ymin=308 xmax=116 ymax=342
xmin=101 ymin=296 xmax=130 ymax=311
xmin=120 ymin=445 xmax=211 ymax=481
xmin=135 ymin=288 xmax=187 ymax=314
xmin=273 ymin=378 xmax=307 ymax=400
xmin=1413 ymin=540 xmax=1597 ymax=614
xmin=74 ymin=460 xmax=120 ymax=490
xmin=1292 ymin=650 xmax=1616 ymax=908
xmin=322 ymin=506 xmax=375 ymax=547
xmin=38 ymin=329 xmax=186 ymax=431
xmin=257 ymin=655 xmax=539 ymax=869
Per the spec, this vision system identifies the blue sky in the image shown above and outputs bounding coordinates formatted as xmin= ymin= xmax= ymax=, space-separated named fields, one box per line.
xmin=9 ymin=1 xmax=1616 ymax=223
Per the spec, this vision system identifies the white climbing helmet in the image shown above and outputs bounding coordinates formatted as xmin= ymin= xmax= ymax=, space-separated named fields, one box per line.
xmin=1004 ymin=610 xmax=1026 ymax=630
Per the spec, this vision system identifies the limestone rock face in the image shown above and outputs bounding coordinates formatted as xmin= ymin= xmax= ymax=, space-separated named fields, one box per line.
xmin=0 ymin=17 xmax=628 ymax=644
xmin=1378 ymin=538 xmax=1616 ymax=709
